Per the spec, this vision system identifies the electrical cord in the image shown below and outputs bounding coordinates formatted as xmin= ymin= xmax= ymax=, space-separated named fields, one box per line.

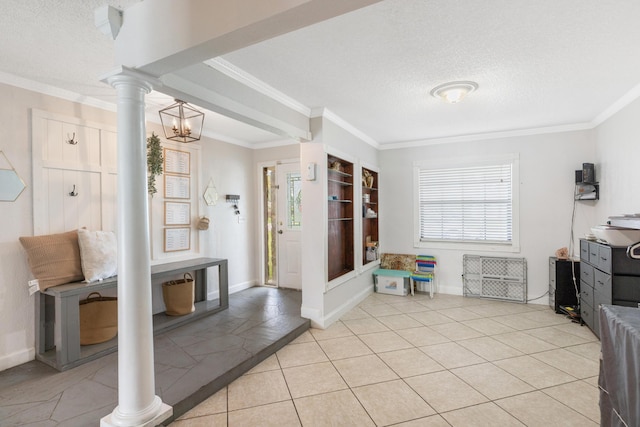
xmin=569 ymin=191 xmax=580 ymax=307
xmin=527 ymin=290 xmax=549 ymax=302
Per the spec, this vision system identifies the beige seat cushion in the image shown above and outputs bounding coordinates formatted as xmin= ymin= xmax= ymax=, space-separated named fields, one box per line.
xmin=19 ymin=230 xmax=84 ymax=291
xmin=380 ymin=253 xmax=416 ymax=272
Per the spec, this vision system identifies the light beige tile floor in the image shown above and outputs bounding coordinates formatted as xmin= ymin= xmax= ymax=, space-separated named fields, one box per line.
xmin=170 ymin=292 xmax=600 ymax=426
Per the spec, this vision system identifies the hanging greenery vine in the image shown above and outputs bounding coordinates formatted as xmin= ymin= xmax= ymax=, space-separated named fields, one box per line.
xmin=147 ymin=132 xmax=163 ymax=196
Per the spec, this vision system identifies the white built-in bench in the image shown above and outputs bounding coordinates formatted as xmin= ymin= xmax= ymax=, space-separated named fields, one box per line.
xmin=35 ymin=257 xmax=228 ymax=371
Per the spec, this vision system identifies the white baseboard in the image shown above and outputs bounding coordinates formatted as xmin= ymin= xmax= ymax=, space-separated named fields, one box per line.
xmin=300 ymin=305 xmax=323 ymax=328
xmin=304 ymin=286 xmax=374 ymax=329
xmin=438 ymin=283 xmax=463 ymax=296
xmin=323 ymin=286 xmax=373 ymax=328
xmin=230 ymin=280 xmax=256 ymax=294
xmin=0 ymin=347 xmax=35 ymax=372
xmin=207 ymin=280 xmax=256 ymax=300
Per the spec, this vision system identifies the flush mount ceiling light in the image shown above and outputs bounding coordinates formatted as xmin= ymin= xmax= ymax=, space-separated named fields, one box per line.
xmin=159 ymin=99 xmax=205 ymax=143
xmin=430 ymin=81 xmax=478 ymax=104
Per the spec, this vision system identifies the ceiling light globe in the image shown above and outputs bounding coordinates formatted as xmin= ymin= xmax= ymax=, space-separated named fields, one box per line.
xmin=430 ymin=81 xmax=478 ymax=104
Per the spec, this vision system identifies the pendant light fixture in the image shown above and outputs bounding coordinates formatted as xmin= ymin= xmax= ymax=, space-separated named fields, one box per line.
xmin=430 ymin=81 xmax=478 ymax=104
xmin=158 ymin=99 xmax=205 ymax=143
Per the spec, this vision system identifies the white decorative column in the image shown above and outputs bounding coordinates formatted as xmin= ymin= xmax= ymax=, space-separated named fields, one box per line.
xmin=101 ymin=72 xmax=172 ymax=427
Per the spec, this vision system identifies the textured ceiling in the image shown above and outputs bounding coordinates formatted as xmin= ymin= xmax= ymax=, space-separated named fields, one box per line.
xmin=223 ymin=0 xmax=640 ymax=144
xmin=1 ymin=1 xmax=640 ymax=147
xmin=0 ymin=0 xmax=139 ymax=100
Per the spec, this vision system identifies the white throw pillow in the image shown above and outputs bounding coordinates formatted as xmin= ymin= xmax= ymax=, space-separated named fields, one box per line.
xmin=77 ymin=229 xmax=117 ymax=282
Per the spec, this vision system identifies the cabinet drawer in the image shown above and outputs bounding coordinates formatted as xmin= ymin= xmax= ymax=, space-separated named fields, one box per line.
xmin=580 ymin=280 xmax=593 ymax=308
xmin=580 ymin=300 xmax=595 ymax=333
xmin=594 ymin=269 xmax=612 ymax=298
xmin=580 ymin=262 xmax=594 ymax=286
xmin=580 ymin=240 xmax=589 ymax=262
xmin=588 ymin=242 xmax=600 ymax=265
xmin=612 ymin=275 xmax=640 ymax=303
xmin=597 ymin=245 xmax=612 ymax=273
xmin=611 ymin=248 xmax=640 ymax=275
xmin=549 ymin=258 xmax=556 ymax=291
xmin=594 ymin=288 xmax=611 ymax=309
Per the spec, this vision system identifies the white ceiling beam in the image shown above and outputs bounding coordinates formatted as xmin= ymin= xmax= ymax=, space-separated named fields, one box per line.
xmin=161 ymin=64 xmax=312 ymax=141
xmin=114 ymin=0 xmax=382 ymax=77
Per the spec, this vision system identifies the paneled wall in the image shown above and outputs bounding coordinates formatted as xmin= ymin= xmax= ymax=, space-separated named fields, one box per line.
xmin=32 ymin=109 xmax=118 ymax=235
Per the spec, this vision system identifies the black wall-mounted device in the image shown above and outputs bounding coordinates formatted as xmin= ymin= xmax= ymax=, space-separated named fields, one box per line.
xmin=582 ymin=163 xmax=595 ymax=183
xmin=575 ymin=163 xmax=596 ymax=184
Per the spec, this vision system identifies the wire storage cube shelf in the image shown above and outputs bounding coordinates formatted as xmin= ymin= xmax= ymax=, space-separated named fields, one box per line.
xmin=463 ymin=255 xmax=527 ymax=303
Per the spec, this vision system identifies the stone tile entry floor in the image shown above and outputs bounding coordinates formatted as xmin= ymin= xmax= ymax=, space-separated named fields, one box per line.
xmin=0 ymin=287 xmax=308 ymax=426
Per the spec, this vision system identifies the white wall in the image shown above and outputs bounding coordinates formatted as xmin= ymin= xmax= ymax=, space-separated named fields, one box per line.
xmin=593 ymin=97 xmax=640 ymax=223
xmin=379 ymin=130 xmax=596 ymax=304
xmin=0 ymin=83 xmax=259 ymax=371
xmin=197 ymin=134 xmax=258 ymax=294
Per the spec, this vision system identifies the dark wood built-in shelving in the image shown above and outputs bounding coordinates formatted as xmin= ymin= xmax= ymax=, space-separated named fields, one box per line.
xmin=327 ymin=155 xmax=354 ymax=281
xmin=362 ymin=167 xmax=379 ymax=266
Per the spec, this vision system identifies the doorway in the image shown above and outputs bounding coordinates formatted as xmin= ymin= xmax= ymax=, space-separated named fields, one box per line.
xmin=262 ymin=162 xmax=302 ymax=289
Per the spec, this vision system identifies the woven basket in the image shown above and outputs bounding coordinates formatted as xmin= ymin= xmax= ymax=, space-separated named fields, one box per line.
xmin=162 ymin=273 xmax=195 ymax=316
xmin=79 ymin=292 xmax=118 ymax=345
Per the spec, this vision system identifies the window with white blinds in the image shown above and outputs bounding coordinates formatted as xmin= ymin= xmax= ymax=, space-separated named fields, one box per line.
xmin=417 ymin=163 xmax=513 ymax=243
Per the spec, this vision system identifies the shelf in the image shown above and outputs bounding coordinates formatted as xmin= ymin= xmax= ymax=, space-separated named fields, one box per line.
xmin=363 ymin=187 xmax=378 ymax=191
xmin=329 ymin=217 xmax=353 ymax=221
xmin=575 ymin=183 xmax=599 ymax=201
xmin=329 ymin=268 xmax=353 ymax=282
xmin=328 ymin=169 xmax=352 ymax=178
xmin=328 ymin=178 xmax=353 ymax=186
xmin=329 ymin=199 xmax=352 ymax=203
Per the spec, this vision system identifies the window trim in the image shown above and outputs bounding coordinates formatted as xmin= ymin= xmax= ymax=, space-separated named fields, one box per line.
xmin=413 ymin=153 xmax=520 ymax=252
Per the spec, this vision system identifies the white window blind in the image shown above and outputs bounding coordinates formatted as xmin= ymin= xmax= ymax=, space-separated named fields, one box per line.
xmin=418 ymin=163 xmax=512 ymax=243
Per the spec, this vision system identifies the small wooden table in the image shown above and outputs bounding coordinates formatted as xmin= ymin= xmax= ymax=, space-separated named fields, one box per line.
xmin=35 ymin=257 xmax=228 ymax=371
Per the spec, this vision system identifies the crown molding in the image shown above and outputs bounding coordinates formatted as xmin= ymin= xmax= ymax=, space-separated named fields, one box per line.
xmin=0 ymin=71 xmax=117 ymax=112
xmin=592 ymin=82 xmax=640 ymax=127
xmin=205 ymin=58 xmax=311 ymax=117
xmin=6 ymin=63 xmax=640 ymax=152
xmin=1 ymin=70 xmax=295 ymax=150
xmin=249 ymin=138 xmax=299 ymax=149
xmin=201 ymin=128 xmax=297 ymax=149
xmin=311 ymin=107 xmax=379 ymax=149
xmin=381 ymin=122 xmax=594 ymax=150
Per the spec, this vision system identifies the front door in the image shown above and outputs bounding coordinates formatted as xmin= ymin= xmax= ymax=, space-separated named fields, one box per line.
xmin=276 ymin=162 xmax=302 ymax=289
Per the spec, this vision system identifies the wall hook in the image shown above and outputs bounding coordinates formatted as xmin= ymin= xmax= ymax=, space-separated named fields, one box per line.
xmin=66 ymin=132 xmax=78 ymax=145
xmin=69 ymin=185 xmax=78 ymax=197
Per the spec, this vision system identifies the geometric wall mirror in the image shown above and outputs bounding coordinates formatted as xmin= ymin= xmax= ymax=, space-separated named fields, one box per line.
xmin=203 ymin=178 xmax=218 ymax=206
xmin=0 ymin=151 xmax=26 ymax=202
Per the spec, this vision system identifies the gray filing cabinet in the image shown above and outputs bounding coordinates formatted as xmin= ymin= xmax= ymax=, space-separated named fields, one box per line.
xmin=579 ymin=239 xmax=640 ymax=338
